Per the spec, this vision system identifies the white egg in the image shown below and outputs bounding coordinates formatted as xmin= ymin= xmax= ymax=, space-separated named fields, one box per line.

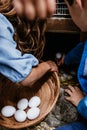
xmin=27 ymin=107 xmax=40 ymax=120
xmin=1 ymin=105 xmax=16 ymax=117
xmin=17 ymin=98 xmax=28 ymax=110
xmin=29 ymin=96 xmax=41 ymax=108
xmin=56 ymin=53 xmax=62 ymax=59
xmin=14 ymin=110 xmax=27 ymax=122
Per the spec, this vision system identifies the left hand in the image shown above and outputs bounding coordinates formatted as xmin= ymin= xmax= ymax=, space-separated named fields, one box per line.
xmin=65 ymin=85 xmax=85 ymax=106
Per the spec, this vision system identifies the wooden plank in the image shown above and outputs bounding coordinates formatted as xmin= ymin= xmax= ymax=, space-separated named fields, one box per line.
xmin=46 ymin=18 xmax=80 ymax=33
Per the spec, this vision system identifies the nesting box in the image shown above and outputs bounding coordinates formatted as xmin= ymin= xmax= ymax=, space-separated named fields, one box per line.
xmin=47 ymin=0 xmax=79 ymax=33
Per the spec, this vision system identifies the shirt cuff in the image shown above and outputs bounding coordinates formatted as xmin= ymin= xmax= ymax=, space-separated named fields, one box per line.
xmin=77 ymin=96 xmax=87 ymax=119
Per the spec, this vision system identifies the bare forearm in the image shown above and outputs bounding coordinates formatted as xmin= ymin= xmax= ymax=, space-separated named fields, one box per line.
xmin=20 ymin=62 xmax=50 ymax=87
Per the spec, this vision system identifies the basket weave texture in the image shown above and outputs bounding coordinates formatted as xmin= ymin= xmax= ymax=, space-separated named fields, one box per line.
xmin=0 ymin=72 xmax=60 ymax=129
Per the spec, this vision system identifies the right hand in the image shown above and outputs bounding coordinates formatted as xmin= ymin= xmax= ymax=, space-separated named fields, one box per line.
xmin=46 ymin=60 xmax=58 ymax=72
xmin=55 ymin=53 xmax=65 ymax=66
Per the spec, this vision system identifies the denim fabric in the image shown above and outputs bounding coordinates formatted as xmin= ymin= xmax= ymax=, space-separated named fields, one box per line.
xmin=64 ymin=42 xmax=85 ymax=65
xmin=64 ymin=40 xmax=87 ymax=119
xmin=77 ymin=41 xmax=87 ymax=94
xmin=0 ymin=13 xmax=39 ymax=82
xmin=55 ymin=122 xmax=87 ymax=130
xmin=77 ymin=96 xmax=87 ymax=119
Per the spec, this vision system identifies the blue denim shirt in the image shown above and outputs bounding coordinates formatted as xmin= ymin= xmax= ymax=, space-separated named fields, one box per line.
xmin=78 ymin=41 xmax=87 ymax=94
xmin=77 ymin=40 xmax=87 ymax=119
xmin=0 ymin=13 xmax=39 ymax=82
xmin=64 ymin=40 xmax=87 ymax=119
xmin=77 ymin=96 xmax=87 ymax=119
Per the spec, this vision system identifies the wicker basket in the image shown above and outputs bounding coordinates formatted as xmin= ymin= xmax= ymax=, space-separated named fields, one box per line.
xmin=0 ymin=72 xmax=60 ymax=129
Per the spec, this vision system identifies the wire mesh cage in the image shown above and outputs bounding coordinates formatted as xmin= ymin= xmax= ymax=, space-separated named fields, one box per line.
xmin=53 ymin=0 xmax=71 ymax=18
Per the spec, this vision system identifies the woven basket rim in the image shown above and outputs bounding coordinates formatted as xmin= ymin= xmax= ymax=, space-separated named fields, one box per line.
xmin=0 ymin=72 xmax=60 ymax=129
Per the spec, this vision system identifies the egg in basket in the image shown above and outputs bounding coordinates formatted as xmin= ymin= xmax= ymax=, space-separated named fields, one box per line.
xmin=0 ymin=72 xmax=60 ymax=129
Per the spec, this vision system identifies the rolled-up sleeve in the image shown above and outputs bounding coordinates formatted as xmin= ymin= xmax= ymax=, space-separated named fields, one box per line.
xmin=77 ymin=96 xmax=87 ymax=119
xmin=0 ymin=13 xmax=39 ymax=83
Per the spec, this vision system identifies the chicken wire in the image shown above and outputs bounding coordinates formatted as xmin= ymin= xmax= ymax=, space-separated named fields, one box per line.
xmin=53 ymin=0 xmax=71 ymax=18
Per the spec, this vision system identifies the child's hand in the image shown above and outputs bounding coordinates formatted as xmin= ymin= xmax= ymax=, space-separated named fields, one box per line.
xmin=13 ymin=0 xmax=56 ymax=20
xmin=46 ymin=61 xmax=58 ymax=72
xmin=20 ymin=61 xmax=58 ymax=87
xmin=65 ymin=85 xmax=85 ymax=106
xmin=55 ymin=53 xmax=65 ymax=66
